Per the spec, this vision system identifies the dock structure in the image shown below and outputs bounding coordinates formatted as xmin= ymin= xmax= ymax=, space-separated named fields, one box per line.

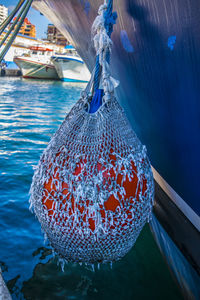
xmin=0 ymin=268 xmax=12 ymax=300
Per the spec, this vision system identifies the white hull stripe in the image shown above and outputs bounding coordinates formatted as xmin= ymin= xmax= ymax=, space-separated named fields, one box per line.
xmin=152 ymin=167 xmax=200 ymax=232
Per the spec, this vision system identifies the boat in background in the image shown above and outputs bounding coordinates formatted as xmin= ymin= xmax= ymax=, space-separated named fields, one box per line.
xmin=14 ymin=46 xmax=59 ymax=79
xmin=0 ymin=30 xmax=65 ymax=71
xmin=51 ymin=45 xmax=91 ymax=82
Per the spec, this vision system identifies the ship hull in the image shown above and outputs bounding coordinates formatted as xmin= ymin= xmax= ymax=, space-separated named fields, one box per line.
xmin=52 ymin=56 xmax=90 ymax=82
xmin=32 ymin=0 xmax=200 ymax=221
xmin=14 ymin=57 xmax=59 ymax=79
xmin=32 ymin=0 xmax=200 ymax=297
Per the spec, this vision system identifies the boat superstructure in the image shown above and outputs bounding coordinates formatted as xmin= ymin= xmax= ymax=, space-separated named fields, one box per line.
xmin=51 ymin=45 xmax=91 ymax=82
xmin=14 ymin=46 xmax=59 ymax=79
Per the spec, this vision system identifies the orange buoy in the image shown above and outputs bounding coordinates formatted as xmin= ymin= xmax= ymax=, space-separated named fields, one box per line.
xmin=30 ymin=99 xmax=154 ymax=264
xmin=43 ymin=151 xmax=147 ymax=233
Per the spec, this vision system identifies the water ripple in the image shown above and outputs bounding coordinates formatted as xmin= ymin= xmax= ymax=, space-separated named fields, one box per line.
xmin=0 ymin=77 xmax=84 ymax=295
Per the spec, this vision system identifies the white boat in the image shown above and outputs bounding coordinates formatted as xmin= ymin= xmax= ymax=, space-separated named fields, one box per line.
xmin=13 ymin=46 xmax=59 ymax=79
xmin=51 ymin=45 xmax=90 ymax=82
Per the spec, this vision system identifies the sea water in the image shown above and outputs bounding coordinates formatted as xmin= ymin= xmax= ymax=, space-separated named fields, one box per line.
xmin=0 ymin=77 xmax=182 ymax=300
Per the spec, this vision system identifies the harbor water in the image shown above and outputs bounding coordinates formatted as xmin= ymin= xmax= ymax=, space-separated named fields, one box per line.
xmin=0 ymin=77 xmax=182 ymax=300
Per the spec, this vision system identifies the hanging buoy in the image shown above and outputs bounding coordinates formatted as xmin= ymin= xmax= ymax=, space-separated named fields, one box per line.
xmin=30 ymin=0 xmax=154 ymax=265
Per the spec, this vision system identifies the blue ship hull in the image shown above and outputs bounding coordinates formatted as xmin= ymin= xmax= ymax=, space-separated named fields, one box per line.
xmin=32 ymin=0 xmax=200 ymax=296
xmin=33 ymin=0 xmax=200 ymax=219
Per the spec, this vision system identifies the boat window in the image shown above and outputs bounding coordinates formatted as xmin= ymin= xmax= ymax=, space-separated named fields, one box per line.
xmin=32 ymin=51 xmax=37 ymax=55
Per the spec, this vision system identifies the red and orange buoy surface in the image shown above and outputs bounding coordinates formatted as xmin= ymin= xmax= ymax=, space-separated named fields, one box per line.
xmin=30 ymin=96 xmax=154 ymax=264
xmin=38 ymin=144 xmax=152 ymax=263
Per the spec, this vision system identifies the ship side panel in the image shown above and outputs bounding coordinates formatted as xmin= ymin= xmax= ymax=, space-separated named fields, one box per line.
xmin=32 ymin=0 xmax=200 ymax=217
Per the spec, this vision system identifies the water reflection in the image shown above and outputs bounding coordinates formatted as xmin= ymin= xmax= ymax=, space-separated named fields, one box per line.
xmin=19 ymin=226 xmax=182 ymax=300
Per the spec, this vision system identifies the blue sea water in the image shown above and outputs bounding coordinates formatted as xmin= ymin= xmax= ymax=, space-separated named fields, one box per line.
xmin=0 ymin=77 xmax=182 ymax=300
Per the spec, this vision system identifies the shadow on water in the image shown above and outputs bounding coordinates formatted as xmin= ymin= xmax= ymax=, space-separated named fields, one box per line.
xmin=6 ymin=225 xmax=182 ymax=300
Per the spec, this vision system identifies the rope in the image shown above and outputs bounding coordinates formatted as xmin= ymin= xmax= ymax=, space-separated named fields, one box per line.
xmin=93 ymin=54 xmax=100 ymax=91
xmin=0 ymin=0 xmax=29 ymax=49
xmin=0 ymin=0 xmax=26 ymax=36
xmin=0 ymin=0 xmax=33 ymax=63
xmin=93 ymin=0 xmax=116 ymax=91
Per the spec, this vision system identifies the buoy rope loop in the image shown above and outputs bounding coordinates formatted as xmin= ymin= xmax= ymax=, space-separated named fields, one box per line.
xmin=89 ymin=0 xmax=119 ymax=99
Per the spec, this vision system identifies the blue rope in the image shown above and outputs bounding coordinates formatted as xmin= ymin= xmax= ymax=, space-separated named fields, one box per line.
xmin=93 ymin=0 xmax=117 ymax=91
xmin=94 ymin=55 xmax=100 ymax=91
xmin=89 ymin=0 xmax=117 ymax=114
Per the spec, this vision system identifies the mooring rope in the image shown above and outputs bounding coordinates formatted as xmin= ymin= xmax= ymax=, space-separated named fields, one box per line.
xmin=93 ymin=0 xmax=117 ymax=91
xmin=0 ymin=0 xmax=29 ymax=49
xmin=0 ymin=0 xmax=33 ymax=63
xmin=0 ymin=0 xmax=26 ymax=36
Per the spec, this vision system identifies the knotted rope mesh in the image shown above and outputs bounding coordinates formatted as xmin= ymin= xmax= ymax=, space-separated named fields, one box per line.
xmin=30 ymin=0 xmax=154 ymax=265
